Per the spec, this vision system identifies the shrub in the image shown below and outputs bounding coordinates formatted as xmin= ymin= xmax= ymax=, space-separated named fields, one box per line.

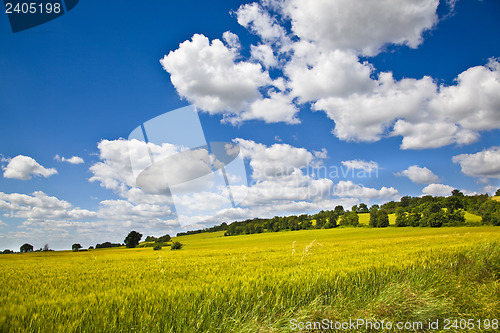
xmin=171 ymin=241 xmax=183 ymax=250
xmin=153 ymin=244 xmax=162 ymax=251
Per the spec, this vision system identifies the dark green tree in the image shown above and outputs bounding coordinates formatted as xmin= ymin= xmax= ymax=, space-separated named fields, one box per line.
xmin=72 ymin=243 xmax=82 ymax=252
xmin=446 ymin=210 xmax=466 ymax=225
xmin=381 ymin=201 xmax=399 ymax=214
xmin=377 ymin=210 xmax=390 ymax=228
xmin=20 ymin=243 xmax=33 ymax=253
xmin=157 ymin=234 xmax=171 ymax=242
xmin=171 ymin=241 xmax=183 ymax=250
xmin=343 ymin=211 xmax=359 ymax=227
xmin=334 ymin=205 xmax=345 ymax=216
xmin=400 ymin=196 xmax=412 ymax=208
xmin=408 ymin=212 xmax=421 ymax=227
xmin=427 ymin=211 xmax=445 ymax=227
xmin=445 ymin=196 xmax=463 ymax=212
xmin=496 ymin=189 xmax=500 ymax=197
xmin=315 ymin=217 xmax=324 ymax=229
xmin=358 ymin=203 xmax=369 ymax=213
xmin=369 ymin=205 xmax=379 ymax=227
xmin=395 ymin=207 xmax=408 ymax=227
xmin=327 ymin=211 xmax=338 ymax=228
xmin=124 ymin=230 xmax=142 ymax=248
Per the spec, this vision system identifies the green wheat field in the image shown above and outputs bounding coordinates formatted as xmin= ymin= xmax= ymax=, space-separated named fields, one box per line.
xmin=1 ymin=227 xmax=500 ymax=332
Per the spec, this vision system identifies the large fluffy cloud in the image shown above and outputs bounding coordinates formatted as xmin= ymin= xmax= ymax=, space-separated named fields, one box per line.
xmin=314 ymin=60 xmax=500 ymax=148
xmin=396 ymin=165 xmax=439 ymax=184
xmin=2 ymin=155 xmax=57 ymax=180
xmin=431 ymin=59 xmax=500 ymax=132
xmin=0 ymin=191 xmax=96 ymax=220
xmin=159 ymin=0 xmax=499 ymax=150
xmin=160 ymin=34 xmax=285 ymax=122
xmin=235 ymin=138 xmax=318 ymax=180
xmin=282 ymin=0 xmax=439 ymax=56
xmin=236 ymin=2 xmax=287 ymax=43
xmin=333 ymin=180 xmax=400 ymax=201
xmin=452 ymin=146 xmax=500 ymax=179
xmin=422 ymin=183 xmax=455 ymax=196
xmin=286 ymin=47 xmax=375 ymax=102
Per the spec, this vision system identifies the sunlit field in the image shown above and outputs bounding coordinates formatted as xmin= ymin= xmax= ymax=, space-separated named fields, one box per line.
xmin=1 ymin=227 xmax=500 ymax=332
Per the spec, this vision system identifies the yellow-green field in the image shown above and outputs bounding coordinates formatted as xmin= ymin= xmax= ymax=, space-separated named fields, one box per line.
xmin=1 ymin=227 xmax=500 ymax=332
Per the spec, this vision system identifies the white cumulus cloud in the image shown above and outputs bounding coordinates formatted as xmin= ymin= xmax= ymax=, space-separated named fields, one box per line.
xmin=333 ymin=180 xmax=399 ymax=201
xmin=396 ymin=165 xmax=439 ymax=184
xmin=54 ymin=155 xmax=84 ymax=164
xmin=0 ymin=191 xmax=96 ymax=220
xmin=422 ymin=183 xmax=455 ymax=196
xmin=160 ymin=34 xmax=272 ymax=116
xmin=342 ymin=160 xmax=379 ymax=173
xmin=452 ymin=146 xmax=500 ymax=179
xmin=282 ymin=0 xmax=439 ymax=56
xmin=2 ymin=155 xmax=57 ymax=180
xmin=235 ymin=138 xmax=321 ymax=181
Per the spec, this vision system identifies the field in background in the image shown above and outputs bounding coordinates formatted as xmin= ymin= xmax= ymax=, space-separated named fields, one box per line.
xmin=1 ymin=227 xmax=500 ymax=332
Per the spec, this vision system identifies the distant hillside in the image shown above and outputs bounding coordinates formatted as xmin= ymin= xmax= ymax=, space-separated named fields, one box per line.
xmin=178 ymin=191 xmax=500 ymax=237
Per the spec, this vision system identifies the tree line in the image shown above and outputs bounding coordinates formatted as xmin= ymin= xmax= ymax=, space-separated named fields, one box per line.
xmin=2 ymin=231 xmax=179 ymax=254
xmin=176 ymin=189 xmax=500 ymax=237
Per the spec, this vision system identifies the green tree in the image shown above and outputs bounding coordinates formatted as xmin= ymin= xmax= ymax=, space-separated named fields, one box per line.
xmin=400 ymin=196 xmax=412 ymax=208
xmin=445 ymin=196 xmax=463 ymax=212
xmin=124 ymin=231 xmax=142 ymax=248
xmin=428 ymin=211 xmax=445 ymax=227
xmin=327 ymin=211 xmax=338 ymax=228
xmin=369 ymin=205 xmax=379 ymax=227
xmin=496 ymin=189 xmax=500 ymax=197
xmin=446 ymin=210 xmax=466 ymax=225
xmin=408 ymin=212 xmax=421 ymax=227
xmin=289 ymin=217 xmax=299 ymax=231
xmin=171 ymin=241 xmax=183 ymax=250
xmin=343 ymin=211 xmax=359 ymax=227
xmin=315 ymin=217 xmax=324 ymax=229
xmin=20 ymin=243 xmax=33 ymax=253
xmin=483 ymin=212 xmax=500 ymax=226
xmin=72 ymin=243 xmax=82 ymax=252
xmin=395 ymin=207 xmax=408 ymax=227
xmin=377 ymin=210 xmax=389 ymax=228
xmin=158 ymin=234 xmax=171 ymax=242
xmin=334 ymin=205 xmax=345 ymax=216
xmin=358 ymin=203 xmax=369 ymax=213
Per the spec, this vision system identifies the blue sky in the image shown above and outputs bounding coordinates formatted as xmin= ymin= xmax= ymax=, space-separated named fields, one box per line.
xmin=0 ymin=0 xmax=499 ymax=250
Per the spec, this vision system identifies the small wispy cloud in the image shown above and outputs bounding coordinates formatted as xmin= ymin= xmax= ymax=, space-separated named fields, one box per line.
xmin=54 ymin=155 xmax=84 ymax=164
